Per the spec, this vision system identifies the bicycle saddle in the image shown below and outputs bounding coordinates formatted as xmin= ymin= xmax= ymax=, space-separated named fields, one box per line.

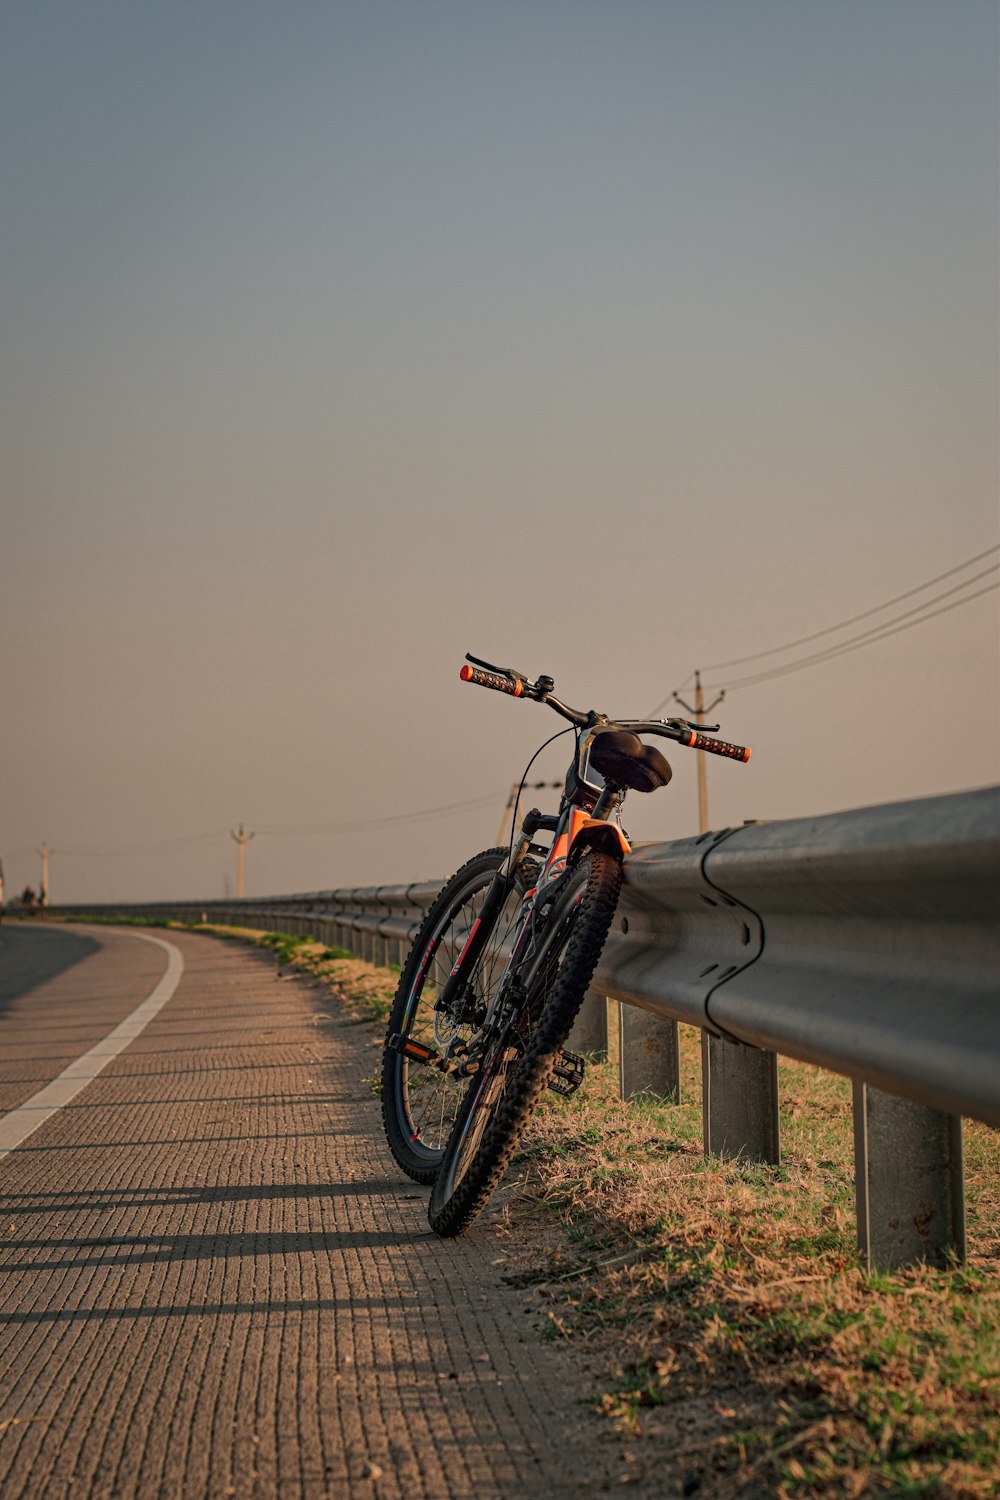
xmin=589 ymin=731 xmax=672 ymax=793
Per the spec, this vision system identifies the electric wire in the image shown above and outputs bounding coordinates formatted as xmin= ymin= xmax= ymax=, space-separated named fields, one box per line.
xmin=705 ymin=580 xmax=999 ymax=691
xmin=703 ymin=543 xmax=999 ymax=671
xmin=645 ymin=672 xmax=694 ymax=718
xmin=58 ymin=831 xmax=231 ymax=858
xmin=53 ymin=792 xmax=508 ymax=860
xmin=645 ymin=546 xmax=999 ymax=711
xmin=257 ymin=791 xmax=504 ymax=837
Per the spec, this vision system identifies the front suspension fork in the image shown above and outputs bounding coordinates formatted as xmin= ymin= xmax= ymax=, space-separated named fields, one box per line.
xmin=431 ymin=844 xmax=529 ymax=1023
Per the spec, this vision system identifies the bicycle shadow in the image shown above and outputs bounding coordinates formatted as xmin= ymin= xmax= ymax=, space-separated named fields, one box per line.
xmin=0 ymin=924 xmax=101 ymax=1016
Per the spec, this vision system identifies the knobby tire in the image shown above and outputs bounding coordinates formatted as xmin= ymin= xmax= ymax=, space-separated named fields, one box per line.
xmin=428 ymin=850 xmax=622 ymax=1237
xmin=380 ymin=848 xmax=519 ymax=1184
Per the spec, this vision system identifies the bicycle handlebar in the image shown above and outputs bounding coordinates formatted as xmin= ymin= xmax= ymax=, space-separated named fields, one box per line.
xmin=459 ymin=656 xmax=751 ymax=761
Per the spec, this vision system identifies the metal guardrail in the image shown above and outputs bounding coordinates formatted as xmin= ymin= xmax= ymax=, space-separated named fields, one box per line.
xmin=601 ymin=785 xmax=1000 ymax=1120
xmin=47 ymin=785 xmax=999 ymax=1271
xmin=47 ymin=882 xmax=440 ymax=962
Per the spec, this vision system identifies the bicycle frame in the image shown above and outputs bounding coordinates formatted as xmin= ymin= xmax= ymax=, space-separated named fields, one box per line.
xmin=433 ymin=763 xmax=626 ymax=1032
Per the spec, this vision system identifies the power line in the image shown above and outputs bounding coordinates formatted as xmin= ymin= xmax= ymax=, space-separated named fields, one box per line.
xmin=646 ymin=675 xmax=695 ymax=718
xmin=250 ymin=791 xmax=507 ymax=837
xmin=647 ymin=548 xmax=999 ymax=712
xmin=52 ymin=792 xmax=507 ymax=861
xmin=646 ymin=669 xmax=696 ymax=719
xmin=707 ymin=580 xmax=998 ymax=692
xmin=59 ymin=832 xmax=229 ymax=859
xmin=703 ymin=543 xmax=999 ymax=671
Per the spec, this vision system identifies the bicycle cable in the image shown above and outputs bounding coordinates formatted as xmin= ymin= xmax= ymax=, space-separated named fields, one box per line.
xmin=507 ymin=727 xmax=576 ymax=870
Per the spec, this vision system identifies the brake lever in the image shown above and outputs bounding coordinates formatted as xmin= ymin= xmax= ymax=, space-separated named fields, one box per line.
xmin=465 ymin=650 xmax=532 ymax=682
xmin=664 ymin=716 xmax=721 ymax=734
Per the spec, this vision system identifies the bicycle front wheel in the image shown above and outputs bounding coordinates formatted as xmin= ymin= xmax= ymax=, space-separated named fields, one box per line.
xmin=380 ymin=848 xmax=525 ymax=1184
xmin=428 ymin=850 xmax=622 ymax=1237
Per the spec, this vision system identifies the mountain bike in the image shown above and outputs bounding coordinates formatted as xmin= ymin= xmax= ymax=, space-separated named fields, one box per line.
xmin=380 ymin=652 xmax=751 ymax=1237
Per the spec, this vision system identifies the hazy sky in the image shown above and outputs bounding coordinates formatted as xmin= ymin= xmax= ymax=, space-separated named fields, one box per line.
xmin=2 ymin=1 xmax=997 ymax=903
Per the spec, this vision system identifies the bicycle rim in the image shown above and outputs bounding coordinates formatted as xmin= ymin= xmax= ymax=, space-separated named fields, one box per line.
xmin=381 ymin=850 xmax=525 ymax=1181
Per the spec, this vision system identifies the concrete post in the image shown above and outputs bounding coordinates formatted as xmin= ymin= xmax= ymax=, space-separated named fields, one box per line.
xmin=853 ymin=1083 xmax=965 ymax=1271
xmin=618 ymin=1004 xmax=680 ymax=1101
xmin=568 ymin=990 xmax=608 ymax=1058
xmin=702 ymin=1032 xmax=780 ymax=1163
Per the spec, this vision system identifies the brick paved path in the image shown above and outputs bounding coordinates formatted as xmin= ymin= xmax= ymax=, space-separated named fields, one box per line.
xmin=0 ymin=924 xmax=630 ymax=1499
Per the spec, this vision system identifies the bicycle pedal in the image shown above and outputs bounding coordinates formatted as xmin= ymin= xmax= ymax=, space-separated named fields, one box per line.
xmin=547 ymin=1048 xmax=585 ymax=1097
xmin=386 ymin=1032 xmax=455 ymax=1074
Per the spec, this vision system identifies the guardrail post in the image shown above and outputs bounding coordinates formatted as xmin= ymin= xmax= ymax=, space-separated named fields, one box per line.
xmin=702 ymin=1033 xmax=780 ymax=1163
xmin=853 ymin=1083 xmax=965 ymax=1271
xmin=618 ymin=1004 xmax=680 ymax=1101
xmin=569 ymin=991 xmax=608 ymax=1059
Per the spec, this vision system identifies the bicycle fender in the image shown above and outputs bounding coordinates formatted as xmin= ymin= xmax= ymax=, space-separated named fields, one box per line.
xmin=569 ymin=820 xmax=631 ymax=861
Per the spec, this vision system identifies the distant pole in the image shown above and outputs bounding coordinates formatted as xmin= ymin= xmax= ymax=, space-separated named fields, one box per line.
xmin=230 ymin=824 xmax=255 ymax=899
xmin=674 ymin=672 xmax=726 ymax=834
xmin=35 ymin=843 xmax=51 ymax=905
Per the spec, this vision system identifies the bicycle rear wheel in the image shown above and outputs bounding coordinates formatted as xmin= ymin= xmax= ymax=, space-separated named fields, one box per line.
xmin=380 ymin=848 xmax=525 ymax=1183
xmin=428 ymin=850 xmax=621 ymax=1236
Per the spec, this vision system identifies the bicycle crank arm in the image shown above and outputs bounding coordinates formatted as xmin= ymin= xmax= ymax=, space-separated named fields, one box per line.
xmin=385 ymin=1032 xmax=458 ymax=1074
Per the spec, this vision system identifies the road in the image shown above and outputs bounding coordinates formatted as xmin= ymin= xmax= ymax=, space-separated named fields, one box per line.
xmin=0 ymin=923 xmax=631 ymax=1499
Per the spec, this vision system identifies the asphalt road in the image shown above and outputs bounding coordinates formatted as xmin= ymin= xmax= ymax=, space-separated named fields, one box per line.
xmin=0 ymin=923 xmax=631 ymax=1500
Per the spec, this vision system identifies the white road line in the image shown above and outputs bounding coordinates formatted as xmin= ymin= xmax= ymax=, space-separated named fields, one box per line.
xmin=0 ymin=930 xmax=184 ymax=1159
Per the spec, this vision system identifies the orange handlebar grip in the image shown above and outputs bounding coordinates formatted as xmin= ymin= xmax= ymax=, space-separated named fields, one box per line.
xmin=683 ymin=731 xmax=751 ymax=763
xmin=460 ymin=664 xmax=524 ymax=697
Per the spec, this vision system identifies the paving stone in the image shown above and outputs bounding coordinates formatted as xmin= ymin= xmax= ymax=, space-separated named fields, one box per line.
xmin=0 ymin=926 xmax=639 ymax=1499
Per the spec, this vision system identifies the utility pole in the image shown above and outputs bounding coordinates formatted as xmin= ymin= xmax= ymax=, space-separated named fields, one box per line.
xmin=230 ymin=824 xmax=254 ymax=899
xmin=674 ymin=671 xmax=726 ymax=834
xmin=35 ymin=843 xmax=51 ymax=906
xmin=497 ymin=782 xmax=563 ymax=846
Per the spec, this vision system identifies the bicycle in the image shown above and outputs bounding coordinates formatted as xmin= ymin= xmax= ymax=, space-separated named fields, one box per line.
xmin=380 ymin=652 xmax=751 ymax=1237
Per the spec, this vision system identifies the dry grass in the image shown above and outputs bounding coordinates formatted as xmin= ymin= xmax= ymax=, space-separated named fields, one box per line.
xmin=188 ymin=926 xmax=1000 ymax=1499
xmin=484 ymin=1026 xmax=1000 ymax=1499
